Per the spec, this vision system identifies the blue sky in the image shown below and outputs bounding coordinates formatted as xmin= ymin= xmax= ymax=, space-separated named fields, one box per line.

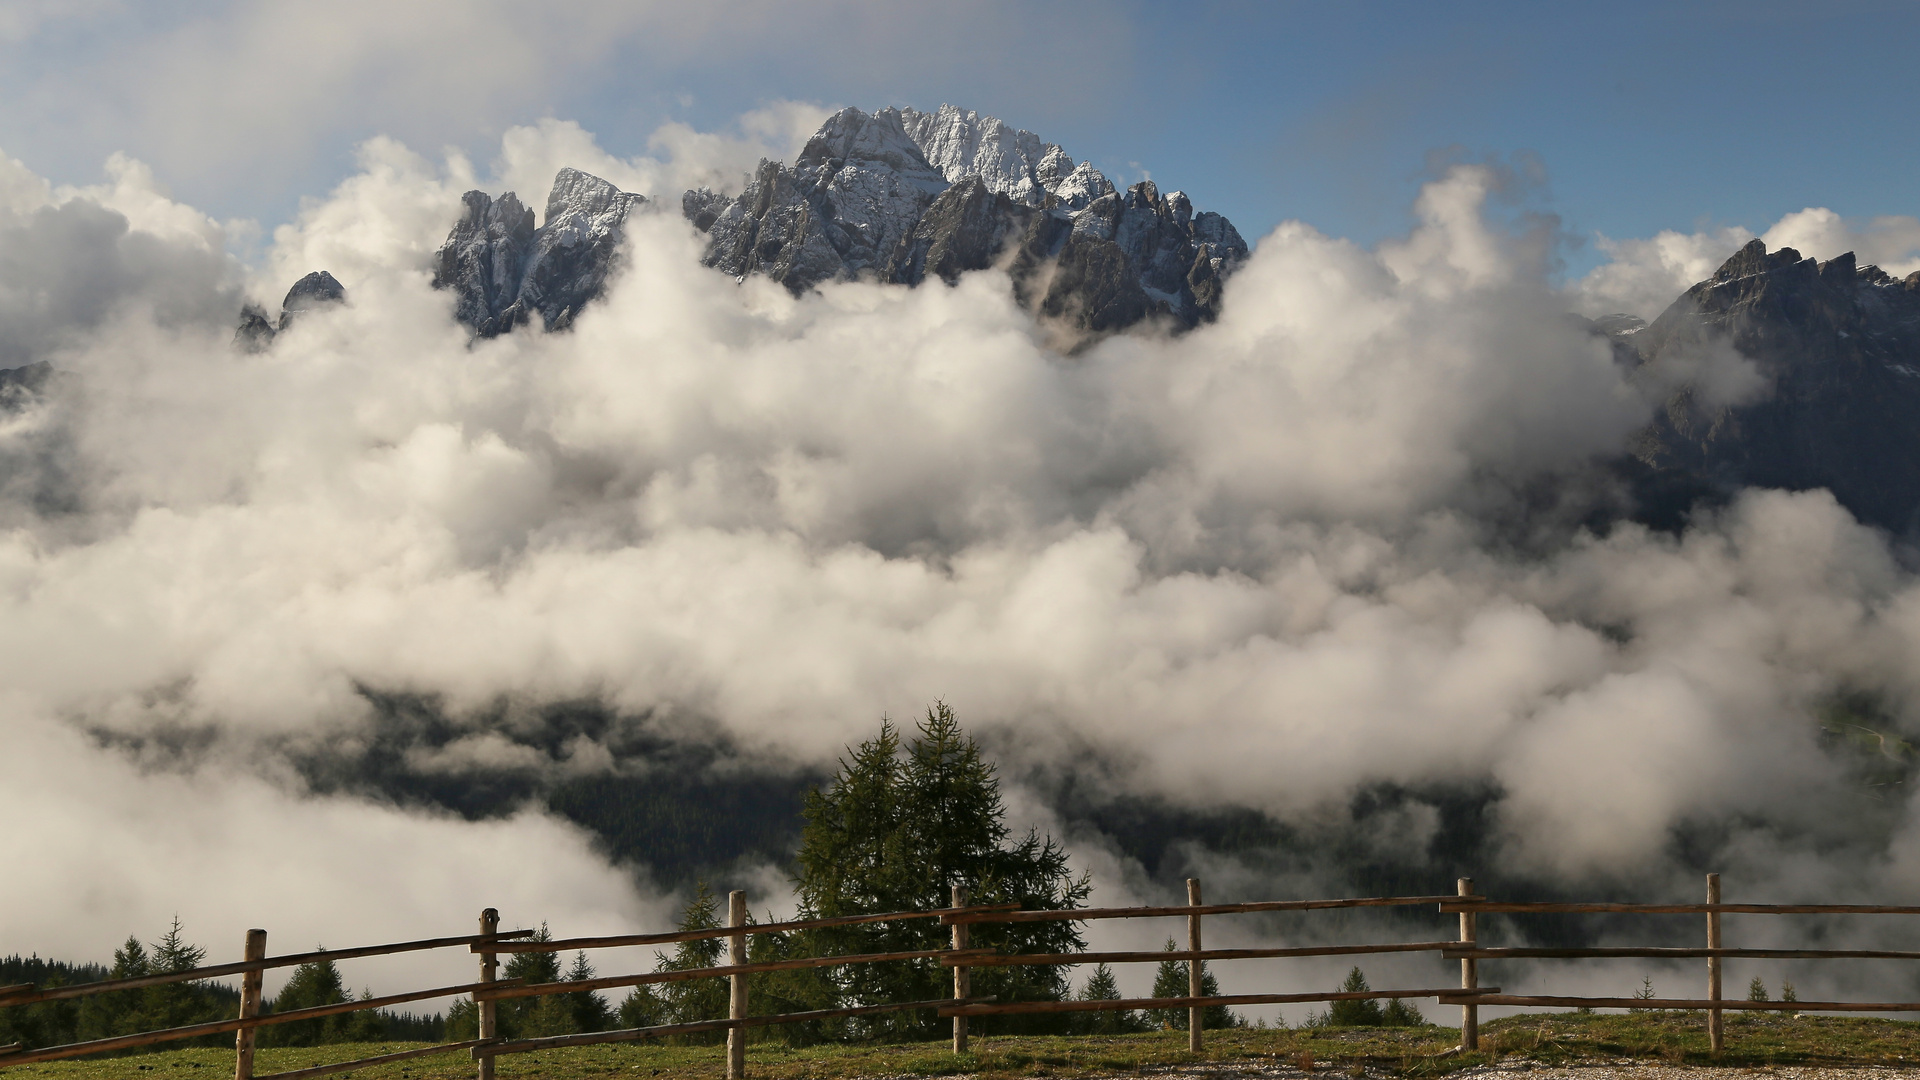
xmin=3 ymin=0 xmax=1915 ymax=277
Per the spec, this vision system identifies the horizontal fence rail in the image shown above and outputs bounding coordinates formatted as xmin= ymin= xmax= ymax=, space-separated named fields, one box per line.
xmin=0 ymin=979 xmax=515 ymax=1068
xmin=940 ymin=895 xmax=1477 ymax=925
xmin=943 ymin=941 xmax=1457 ymax=967
xmin=1446 ymin=947 xmax=1920 ymax=960
xmin=0 ymin=931 xmax=535 ymax=1008
xmin=1439 ymin=902 xmax=1920 ymax=915
xmin=474 ymin=947 xmax=998 ymax=1001
xmin=1442 ymin=994 xmax=1920 ymax=1012
xmin=480 ymin=905 xmax=1020 ymax=954
xmin=938 ymin=987 xmax=1502 ymax=1017
xmin=475 ymin=997 xmax=993 ymax=1058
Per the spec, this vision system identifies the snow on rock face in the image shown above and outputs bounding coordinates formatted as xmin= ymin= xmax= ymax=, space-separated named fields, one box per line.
xmin=795 ymin=107 xmax=950 ymax=273
xmin=684 ymin=104 xmax=1245 ymax=336
xmin=431 ymin=168 xmax=645 ymax=337
xmin=898 ymin=104 xmax=1113 ymax=211
xmin=232 ymin=270 xmax=349 ymax=351
xmin=424 ymin=104 xmax=1245 ymax=340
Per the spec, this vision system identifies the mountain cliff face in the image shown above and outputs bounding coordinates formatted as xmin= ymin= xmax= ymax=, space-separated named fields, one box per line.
xmin=233 ymin=270 xmax=347 ymax=351
xmin=1629 ymin=239 xmax=1920 ymax=535
xmin=432 ymin=167 xmax=647 ymax=336
xmin=900 ymin=104 xmax=1114 ymax=209
xmin=428 ymin=105 xmax=1245 ymax=340
xmin=683 ymin=105 xmax=1248 ymax=333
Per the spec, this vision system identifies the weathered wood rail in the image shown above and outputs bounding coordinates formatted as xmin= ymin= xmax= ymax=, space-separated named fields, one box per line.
xmin=5 ymin=873 xmax=1918 ymax=1076
xmin=1441 ymin=872 xmax=1920 ymax=1053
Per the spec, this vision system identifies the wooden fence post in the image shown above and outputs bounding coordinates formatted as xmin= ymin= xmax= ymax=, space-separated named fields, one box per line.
xmin=233 ymin=929 xmax=266 ymax=1080
xmin=728 ymin=890 xmax=748 ymax=1080
xmin=1458 ymin=878 xmax=1477 ymax=1052
xmin=477 ymin=908 xmax=498 ymax=1080
xmin=1707 ymin=873 xmax=1723 ymax=1053
xmin=1187 ymin=878 xmax=1203 ymax=1053
xmin=951 ymin=884 xmax=970 ymax=1055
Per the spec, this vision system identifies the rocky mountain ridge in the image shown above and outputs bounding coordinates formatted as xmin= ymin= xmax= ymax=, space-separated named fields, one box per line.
xmin=431 ymin=167 xmax=647 ymax=336
xmin=683 ymin=105 xmax=1248 ymax=332
xmin=899 ymin=105 xmax=1114 ymax=209
xmin=423 ymin=104 xmax=1247 ymax=341
xmin=1627 ymin=239 xmax=1920 ymax=535
xmin=234 ymin=270 xmax=345 ymax=351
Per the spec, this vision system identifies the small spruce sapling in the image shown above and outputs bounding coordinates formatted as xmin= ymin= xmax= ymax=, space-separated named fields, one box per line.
xmin=1149 ymin=938 xmax=1234 ymax=1030
xmin=1073 ymin=963 xmax=1141 ymax=1034
xmin=1380 ymin=996 xmax=1424 ymax=1027
xmin=562 ymin=951 xmax=613 ymax=1034
xmin=1326 ymin=967 xmax=1384 ymax=1026
xmin=500 ymin=924 xmax=561 ymax=1038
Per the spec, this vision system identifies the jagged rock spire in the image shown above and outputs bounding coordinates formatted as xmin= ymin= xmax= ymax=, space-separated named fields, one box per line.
xmin=682 ymin=105 xmax=1248 ymax=335
xmin=233 ymin=270 xmax=348 ymax=352
xmin=432 ymin=169 xmax=646 ymax=338
xmin=427 ymin=105 xmax=1248 ymax=340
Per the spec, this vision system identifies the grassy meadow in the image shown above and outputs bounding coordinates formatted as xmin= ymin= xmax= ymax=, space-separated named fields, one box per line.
xmin=11 ymin=1011 xmax=1920 ymax=1079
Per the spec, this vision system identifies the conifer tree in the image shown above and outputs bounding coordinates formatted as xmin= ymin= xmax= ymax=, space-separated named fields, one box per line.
xmin=1380 ymin=996 xmax=1424 ymax=1026
xmin=500 ymin=924 xmax=561 ymax=1038
xmin=651 ymin=885 xmax=729 ymax=1043
xmin=446 ymin=997 xmax=479 ymax=1040
xmin=112 ymin=937 xmax=150 ymax=976
xmin=343 ymin=990 xmax=385 ymax=1042
xmin=1073 ymin=963 xmax=1142 ymax=1034
xmin=262 ymin=952 xmax=348 ymax=1046
xmin=1327 ymin=967 xmax=1384 ymax=1026
xmin=1149 ymin=938 xmax=1233 ymax=1030
xmin=77 ymin=937 xmax=151 ymax=1039
xmin=746 ymin=914 xmax=839 ymax=1046
xmin=561 ymin=952 xmax=613 ymax=1035
xmin=616 ymin=985 xmax=662 ymax=1031
xmin=141 ymin=917 xmax=211 ymax=1033
xmin=794 ymin=705 xmax=1090 ymax=1038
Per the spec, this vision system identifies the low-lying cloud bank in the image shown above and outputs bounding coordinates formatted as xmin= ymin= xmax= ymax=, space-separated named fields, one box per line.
xmin=6 ymin=115 xmax=1920 ymax=992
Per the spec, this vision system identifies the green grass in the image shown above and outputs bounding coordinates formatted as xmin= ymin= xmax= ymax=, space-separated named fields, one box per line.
xmin=12 ymin=1012 xmax=1920 ymax=1080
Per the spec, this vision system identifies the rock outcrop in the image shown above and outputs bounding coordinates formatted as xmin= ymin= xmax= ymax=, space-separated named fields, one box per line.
xmin=234 ymin=270 xmax=347 ymax=351
xmin=1627 ymin=238 xmax=1920 ymax=534
xmin=433 ymin=168 xmax=646 ymax=337
xmin=898 ymin=104 xmax=1114 ymax=210
xmin=0 ymin=361 xmax=53 ymax=410
xmin=683 ymin=105 xmax=1248 ymax=334
xmin=431 ymin=106 xmax=1246 ymax=340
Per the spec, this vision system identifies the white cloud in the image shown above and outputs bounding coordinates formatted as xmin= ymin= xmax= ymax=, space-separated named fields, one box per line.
xmin=1761 ymin=207 xmax=1920 ymax=278
xmin=490 ymin=103 xmax=835 ymax=221
xmin=0 ymin=702 xmax=662 ymax=995
xmin=1569 ymin=207 xmax=1920 ymax=321
xmin=1568 ymin=224 xmax=1755 ymax=321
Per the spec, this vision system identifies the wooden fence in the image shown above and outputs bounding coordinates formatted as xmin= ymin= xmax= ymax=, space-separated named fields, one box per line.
xmin=5 ymin=874 xmax=1920 ymax=1077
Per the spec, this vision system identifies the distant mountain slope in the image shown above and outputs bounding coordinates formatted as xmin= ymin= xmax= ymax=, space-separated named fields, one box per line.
xmin=1628 ymin=239 xmax=1920 ymax=536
